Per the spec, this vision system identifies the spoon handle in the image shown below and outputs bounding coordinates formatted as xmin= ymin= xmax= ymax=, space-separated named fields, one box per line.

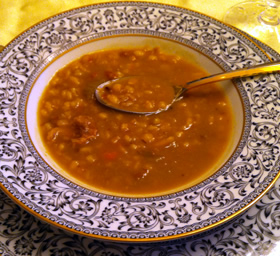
xmin=186 ymin=61 xmax=280 ymax=90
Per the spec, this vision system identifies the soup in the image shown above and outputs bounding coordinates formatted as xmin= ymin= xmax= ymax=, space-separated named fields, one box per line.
xmin=96 ymin=75 xmax=176 ymax=113
xmin=37 ymin=47 xmax=233 ymax=196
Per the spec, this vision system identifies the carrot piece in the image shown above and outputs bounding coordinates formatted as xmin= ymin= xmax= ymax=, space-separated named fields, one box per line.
xmin=103 ymin=151 xmax=118 ymax=160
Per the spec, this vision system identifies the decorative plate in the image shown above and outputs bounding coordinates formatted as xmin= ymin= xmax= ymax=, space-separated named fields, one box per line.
xmin=1 ymin=1 xmax=280 ymax=242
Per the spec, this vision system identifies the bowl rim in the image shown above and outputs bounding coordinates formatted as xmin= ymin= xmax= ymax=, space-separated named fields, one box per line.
xmin=25 ymin=33 xmax=246 ymax=198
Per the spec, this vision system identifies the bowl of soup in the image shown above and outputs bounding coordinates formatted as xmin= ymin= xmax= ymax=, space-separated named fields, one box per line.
xmin=27 ymin=36 xmax=243 ymax=197
xmin=1 ymin=2 xmax=280 ymax=243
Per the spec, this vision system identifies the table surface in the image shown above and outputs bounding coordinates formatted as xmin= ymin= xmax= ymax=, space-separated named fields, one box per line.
xmin=1 ymin=1 xmax=280 ymax=256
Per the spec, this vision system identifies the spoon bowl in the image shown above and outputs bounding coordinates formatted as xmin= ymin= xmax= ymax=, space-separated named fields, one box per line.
xmin=95 ymin=61 xmax=280 ymax=114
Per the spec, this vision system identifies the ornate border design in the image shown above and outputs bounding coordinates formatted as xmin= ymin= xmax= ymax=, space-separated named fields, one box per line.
xmin=1 ymin=2 xmax=280 ymax=241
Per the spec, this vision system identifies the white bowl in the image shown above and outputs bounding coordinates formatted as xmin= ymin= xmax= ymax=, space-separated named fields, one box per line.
xmin=26 ymin=35 xmax=244 ymax=195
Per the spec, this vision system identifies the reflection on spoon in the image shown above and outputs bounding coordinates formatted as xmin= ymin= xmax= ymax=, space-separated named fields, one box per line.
xmin=95 ymin=61 xmax=280 ymax=115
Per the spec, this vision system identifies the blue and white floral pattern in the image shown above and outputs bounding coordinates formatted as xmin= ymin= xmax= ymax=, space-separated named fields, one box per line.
xmin=1 ymin=177 xmax=280 ymax=255
xmin=1 ymin=2 xmax=280 ymax=242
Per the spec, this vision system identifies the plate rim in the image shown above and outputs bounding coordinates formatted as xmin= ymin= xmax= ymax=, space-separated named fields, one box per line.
xmin=0 ymin=1 xmax=280 ymax=242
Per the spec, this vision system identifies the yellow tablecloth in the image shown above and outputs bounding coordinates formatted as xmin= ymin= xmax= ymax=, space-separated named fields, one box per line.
xmin=0 ymin=0 xmax=250 ymax=47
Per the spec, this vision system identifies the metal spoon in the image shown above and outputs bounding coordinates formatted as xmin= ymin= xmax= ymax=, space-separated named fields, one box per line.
xmin=95 ymin=61 xmax=280 ymax=115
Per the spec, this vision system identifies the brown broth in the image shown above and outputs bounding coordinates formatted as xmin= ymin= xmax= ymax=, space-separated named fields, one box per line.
xmin=37 ymin=47 xmax=234 ymax=196
xmin=97 ymin=75 xmax=175 ymax=113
